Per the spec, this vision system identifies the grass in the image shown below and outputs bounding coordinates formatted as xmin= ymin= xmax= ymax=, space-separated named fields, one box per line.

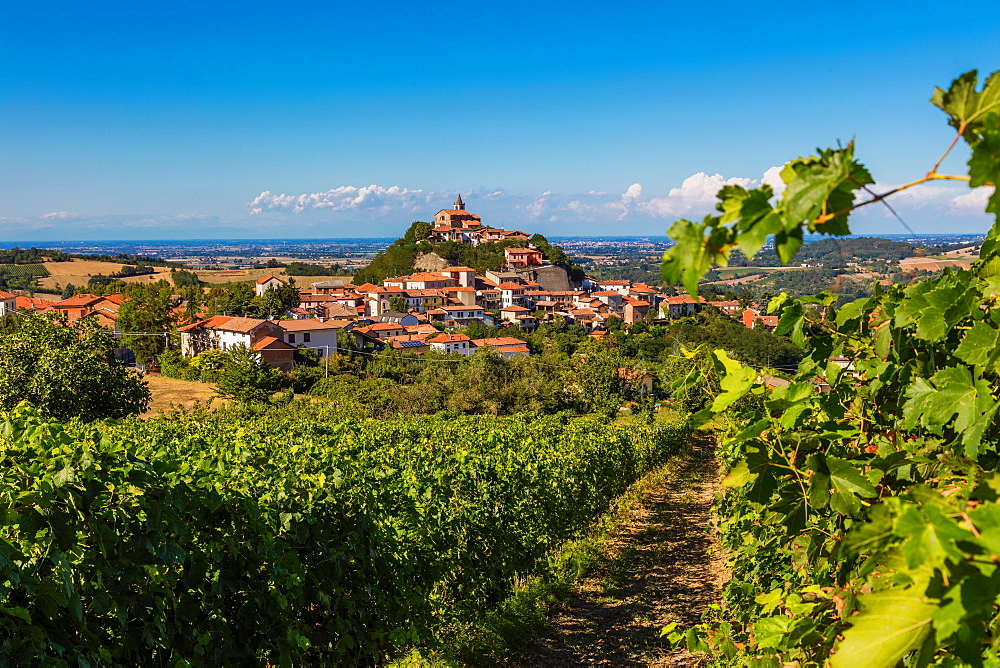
xmin=142 ymin=375 xmax=223 ymax=416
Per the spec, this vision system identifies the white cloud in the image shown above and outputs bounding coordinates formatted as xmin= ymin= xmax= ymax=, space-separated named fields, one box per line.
xmin=248 ymin=184 xmax=436 ymax=215
xmin=762 ymin=165 xmax=785 ymax=195
xmin=635 ymin=173 xmax=754 ymax=218
xmin=951 ymin=186 xmax=995 ymax=213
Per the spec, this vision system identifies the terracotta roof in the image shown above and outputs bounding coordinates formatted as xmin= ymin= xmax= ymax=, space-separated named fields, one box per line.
xmin=407 ymin=272 xmax=457 ymax=281
xmin=53 ymin=294 xmax=103 ymax=308
xmin=500 ymin=305 xmax=530 ymax=312
xmin=357 ymin=322 xmax=405 ymax=331
xmin=277 ymin=319 xmax=350 ymax=332
xmin=591 ymin=291 xmax=622 ymax=297
xmin=496 ymin=281 xmax=525 ymax=290
xmin=255 ymin=274 xmax=286 ymax=285
xmin=427 ymin=333 xmax=471 ymax=343
xmin=251 ymin=336 xmax=294 ymax=350
xmin=15 ymin=296 xmax=54 ymax=310
xmin=179 ymin=316 xmax=269 ymax=334
xmin=441 ymin=305 xmax=483 ymax=311
xmin=505 ymin=247 xmax=540 ymax=254
xmin=0 ymin=290 xmax=16 ymax=299
xmin=472 ymin=336 xmax=528 ymax=347
xmin=403 ymin=323 xmax=440 ymax=334
xmin=443 ymin=266 xmax=475 ymax=272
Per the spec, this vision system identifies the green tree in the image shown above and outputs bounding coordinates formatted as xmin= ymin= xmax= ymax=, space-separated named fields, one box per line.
xmin=403 ymin=221 xmax=432 ymax=243
xmin=61 ymin=283 xmax=75 ymax=299
xmin=0 ymin=312 xmax=151 ymax=420
xmin=214 ymin=344 xmax=282 ymax=404
xmin=388 ymin=295 xmax=408 ymax=313
xmin=116 ymin=282 xmax=175 ymax=363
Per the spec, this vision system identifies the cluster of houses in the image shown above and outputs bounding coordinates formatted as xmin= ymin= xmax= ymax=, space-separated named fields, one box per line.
xmin=0 ymin=198 xmax=784 ymax=371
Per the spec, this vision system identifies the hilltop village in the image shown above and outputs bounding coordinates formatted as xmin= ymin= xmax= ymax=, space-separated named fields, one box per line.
xmin=0 ymin=197 xmax=780 ymax=372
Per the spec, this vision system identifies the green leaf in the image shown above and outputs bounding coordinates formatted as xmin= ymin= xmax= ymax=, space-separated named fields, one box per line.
xmin=930 ymin=70 xmax=1000 ymax=136
xmin=830 ymin=589 xmax=937 ymax=668
xmin=953 ymin=321 xmax=999 ymax=368
xmin=662 ymin=216 xmax=733 ymax=297
xmin=902 ymin=366 xmax=994 ymax=436
xmin=722 ymin=460 xmax=752 ymax=487
xmin=828 ymin=456 xmax=877 ymax=498
xmin=895 ymin=504 xmax=969 ymax=569
xmin=779 ymin=144 xmax=873 ymax=238
xmin=968 ymin=112 xmax=1000 ymax=220
xmin=709 ymin=350 xmax=758 ymax=412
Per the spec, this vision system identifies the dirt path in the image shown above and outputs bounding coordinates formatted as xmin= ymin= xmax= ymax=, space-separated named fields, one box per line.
xmin=517 ymin=435 xmax=725 ymax=666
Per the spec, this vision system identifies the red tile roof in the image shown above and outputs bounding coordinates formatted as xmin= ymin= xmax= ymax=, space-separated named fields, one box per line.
xmin=277 ymin=319 xmax=351 ymax=332
xmin=255 ymin=274 xmax=286 ymax=285
xmin=251 ymin=336 xmax=294 ymax=350
xmin=427 ymin=333 xmax=471 ymax=343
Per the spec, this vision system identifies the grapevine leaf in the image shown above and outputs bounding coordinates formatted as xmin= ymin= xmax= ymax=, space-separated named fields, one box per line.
xmin=953 ymin=321 xmax=999 ymax=368
xmin=716 ymin=184 xmax=750 ymax=224
xmin=895 ymin=504 xmax=969 ymax=569
xmin=828 ymin=457 xmax=877 ymax=498
xmin=709 ymin=350 xmax=758 ymax=412
xmin=977 ymin=254 xmax=1000 ymax=293
xmin=779 ymin=144 xmax=873 ymax=237
xmin=933 ymin=573 xmax=999 ymax=644
xmin=902 ymin=366 xmax=993 ymax=437
xmin=662 ymin=216 xmax=732 ymax=296
xmin=830 ymin=589 xmax=937 ymax=668
xmin=723 ymin=460 xmax=752 ymax=487
xmin=967 ymin=112 xmax=1000 ymax=224
xmin=893 ymin=279 xmax=967 ymax=342
xmin=930 ymin=69 xmax=1000 ymax=137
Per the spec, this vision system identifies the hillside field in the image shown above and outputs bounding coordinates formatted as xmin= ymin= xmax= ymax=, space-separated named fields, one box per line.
xmin=39 ymin=259 xmax=353 ymax=290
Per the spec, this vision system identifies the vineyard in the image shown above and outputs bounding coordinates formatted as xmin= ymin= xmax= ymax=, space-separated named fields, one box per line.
xmin=660 ymin=69 xmax=1000 ymax=665
xmin=0 ymin=401 xmax=690 ymax=663
xmin=0 ymin=263 xmax=49 ymax=277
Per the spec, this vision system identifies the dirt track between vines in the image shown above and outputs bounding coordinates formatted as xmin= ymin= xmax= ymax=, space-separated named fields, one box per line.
xmin=516 ymin=434 xmax=725 ymax=666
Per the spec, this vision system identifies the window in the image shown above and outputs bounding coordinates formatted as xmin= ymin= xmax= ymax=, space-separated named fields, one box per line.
xmin=288 ymin=334 xmax=295 ymax=344
xmin=303 ymin=333 xmax=311 ymax=343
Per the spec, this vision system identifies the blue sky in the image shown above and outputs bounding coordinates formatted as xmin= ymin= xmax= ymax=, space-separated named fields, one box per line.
xmin=2 ymin=1 xmax=998 ymax=240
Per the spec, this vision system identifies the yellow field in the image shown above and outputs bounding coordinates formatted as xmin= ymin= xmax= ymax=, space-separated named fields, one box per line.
xmin=142 ymin=375 xmax=224 ymax=416
xmin=39 ymin=259 xmax=174 ymax=290
xmin=40 ymin=259 xmax=354 ymax=291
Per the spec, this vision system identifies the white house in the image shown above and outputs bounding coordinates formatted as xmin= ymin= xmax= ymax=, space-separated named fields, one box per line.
xmin=277 ymin=319 xmax=352 ymax=357
xmin=438 ymin=305 xmax=486 ymax=326
xmin=254 ymin=275 xmax=287 ymax=297
xmin=0 ymin=290 xmax=16 ymax=317
xmin=496 ymin=281 xmax=527 ymax=308
xmin=178 ymin=316 xmax=283 ymax=356
xmin=427 ymin=332 xmax=473 ymax=355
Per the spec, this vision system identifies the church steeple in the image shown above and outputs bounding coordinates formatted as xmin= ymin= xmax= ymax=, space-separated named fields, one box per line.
xmin=454 ymin=193 xmax=465 ymax=210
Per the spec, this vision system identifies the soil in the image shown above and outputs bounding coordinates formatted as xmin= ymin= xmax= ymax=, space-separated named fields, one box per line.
xmin=516 ymin=434 xmax=726 ymax=667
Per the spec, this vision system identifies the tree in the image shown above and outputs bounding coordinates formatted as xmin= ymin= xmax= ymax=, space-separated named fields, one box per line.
xmin=388 ymin=296 xmax=408 ymax=313
xmin=61 ymin=283 xmax=75 ymax=299
xmin=116 ymin=282 xmax=175 ymax=363
xmin=214 ymin=344 xmax=282 ymax=404
xmin=403 ymin=221 xmax=432 ymax=243
xmin=0 ymin=312 xmax=151 ymax=421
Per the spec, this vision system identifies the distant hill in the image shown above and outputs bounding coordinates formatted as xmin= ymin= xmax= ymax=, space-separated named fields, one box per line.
xmin=729 ymin=237 xmax=925 ymax=268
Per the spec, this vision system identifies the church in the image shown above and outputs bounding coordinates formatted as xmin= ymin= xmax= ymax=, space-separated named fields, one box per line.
xmin=433 ymin=194 xmax=482 ymax=229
